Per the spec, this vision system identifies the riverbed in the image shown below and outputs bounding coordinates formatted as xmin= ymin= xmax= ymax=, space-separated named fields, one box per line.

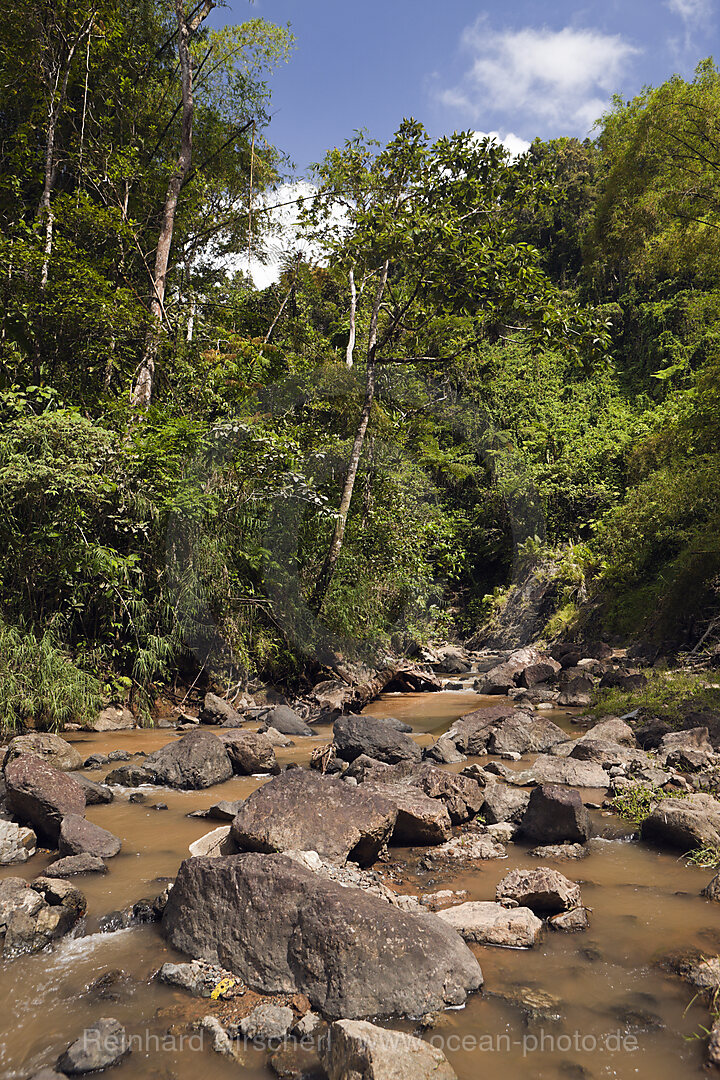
xmin=0 ymin=691 xmax=716 ymax=1079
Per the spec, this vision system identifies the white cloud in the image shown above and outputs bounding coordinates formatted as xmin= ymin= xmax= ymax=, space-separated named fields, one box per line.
xmin=666 ymin=0 xmax=712 ymax=24
xmin=232 ymin=181 xmax=319 ymax=288
xmin=439 ymin=20 xmax=641 ymax=137
xmin=474 ymin=130 xmax=531 ymax=158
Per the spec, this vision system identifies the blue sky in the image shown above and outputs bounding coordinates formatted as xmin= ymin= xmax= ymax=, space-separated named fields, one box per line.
xmin=217 ymin=0 xmax=719 ymax=176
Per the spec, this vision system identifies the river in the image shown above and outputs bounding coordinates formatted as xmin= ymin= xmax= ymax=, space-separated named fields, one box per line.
xmin=0 ymin=690 xmax=715 ymax=1079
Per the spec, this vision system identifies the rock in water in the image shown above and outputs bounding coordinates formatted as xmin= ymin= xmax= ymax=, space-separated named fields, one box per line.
xmin=519 ymin=784 xmax=592 ymax=845
xmin=59 ymin=814 xmax=122 ymax=859
xmin=5 ymin=755 xmax=86 ymax=844
xmin=44 ymin=853 xmax=106 ymax=877
xmin=86 ymin=706 xmax=135 ymax=732
xmin=230 ymin=769 xmax=396 ymax=866
xmin=162 ymin=852 xmax=483 ymax=1019
xmin=260 ymin=705 xmax=314 ymax=736
xmin=0 ymin=820 xmax=36 ymax=864
xmin=142 ymin=729 xmax=233 ymax=789
xmin=641 ymin=793 xmax=720 ymax=850
xmin=496 ymin=867 xmax=582 ymax=914
xmin=333 ymin=714 xmax=422 ymax=765
xmin=57 ymin=1018 xmax=130 ymax=1073
xmin=3 ymin=733 xmax=83 ymax=772
xmin=216 ymin=731 xmax=279 ymax=775
xmin=320 ymin=1019 xmax=457 ymax=1080
xmin=68 ymin=773 xmax=114 ymax=805
xmin=437 ymin=901 xmax=542 ymax=948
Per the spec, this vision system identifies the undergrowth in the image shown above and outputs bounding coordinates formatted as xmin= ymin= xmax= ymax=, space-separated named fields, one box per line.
xmin=0 ymin=620 xmax=100 ymax=734
xmin=591 ymin=668 xmax=720 ymax=724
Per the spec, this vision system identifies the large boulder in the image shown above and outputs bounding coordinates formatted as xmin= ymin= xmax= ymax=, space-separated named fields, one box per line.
xmin=59 ymin=814 xmax=122 ymax=859
xmin=641 ymin=794 xmax=720 ymax=851
xmin=142 ymin=730 xmax=233 ymax=789
xmin=437 ymin=901 xmax=542 ymax=948
xmin=230 ymin=769 xmax=396 ymax=866
xmin=496 ymin=867 xmax=582 ymax=914
xmin=362 ymin=782 xmax=452 ymax=846
xmin=658 ymin=727 xmax=714 ymax=758
xmin=320 ymin=1019 xmax=457 ymax=1080
xmin=519 ymin=784 xmax=592 ymax=844
xmin=5 ymin=755 xmax=85 ymax=844
xmin=260 ymin=705 xmax=314 ymax=737
xmin=557 ymin=675 xmax=594 ymax=707
xmin=162 ymin=852 xmax=483 ymax=1020
xmin=436 ymin=706 xmax=565 ymax=758
xmin=3 ymin=733 xmax=82 ymax=772
xmin=516 ymin=661 xmax=560 ymax=689
xmin=216 ymin=731 xmax=279 ymax=775
xmin=333 ymin=715 xmax=422 ymax=766
xmin=0 ymin=820 xmax=36 ymax=864
xmin=198 ymin=692 xmax=244 ymax=726
xmin=86 ymin=705 xmax=135 ymax=732
xmin=583 ymin=717 xmax=637 ymax=747
xmin=413 ymin=765 xmax=484 ymax=824
xmin=475 ymin=647 xmax=543 ymax=694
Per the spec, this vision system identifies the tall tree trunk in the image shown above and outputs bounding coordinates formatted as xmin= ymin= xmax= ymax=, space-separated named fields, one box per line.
xmin=131 ymin=0 xmax=215 ymax=409
xmin=309 ymin=259 xmax=389 ymax=614
xmin=345 ymin=267 xmax=357 ymax=367
xmin=37 ymin=14 xmax=95 ymax=288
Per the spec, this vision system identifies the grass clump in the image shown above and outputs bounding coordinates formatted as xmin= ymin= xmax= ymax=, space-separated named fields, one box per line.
xmin=610 ymin=783 xmax=688 ymax=826
xmin=0 ymin=620 xmax=101 ymax=734
xmin=591 ymin=668 xmax=720 ymax=724
xmin=685 ymin=843 xmax=720 ymax=869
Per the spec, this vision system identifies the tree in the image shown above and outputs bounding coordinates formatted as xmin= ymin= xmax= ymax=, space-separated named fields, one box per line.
xmin=302 ymin=120 xmax=608 ymax=613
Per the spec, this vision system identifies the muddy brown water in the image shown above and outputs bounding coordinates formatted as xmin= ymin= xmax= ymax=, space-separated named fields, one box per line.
xmin=0 ymin=691 xmax=716 ymax=1079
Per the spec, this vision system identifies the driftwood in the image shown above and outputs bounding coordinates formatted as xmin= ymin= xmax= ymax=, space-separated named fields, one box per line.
xmin=307 ymin=662 xmax=441 ymax=716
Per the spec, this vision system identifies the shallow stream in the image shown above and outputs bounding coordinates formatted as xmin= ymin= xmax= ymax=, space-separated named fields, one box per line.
xmin=0 ymin=691 xmax=716 ymax=1079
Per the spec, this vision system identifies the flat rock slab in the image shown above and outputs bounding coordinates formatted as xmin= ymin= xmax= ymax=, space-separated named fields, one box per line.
xmin=320 ymin=1019 xmax=457 ymax=1080
xmin=3 ymin=733 xmax=83 ymax=772
xmin=189 ymin=825 xmax=235 ymax=858
xmin=333 ymin=715 xmax=422 ymax=765
xmin=162 ymin=852 xmax=483 ymax=1019
xmin=437 ymin=901 xmax=542 ymax=948
xmin=231 ymin=769 xmax=397 ymax=866
xmin=641 ymin=793 xmax=720 ymax=850
xmin=59 ymin=814 xmax=121 ymax=859
xmin=507 ymin=755 xmax=609 ymax=789
xmin=496 ymin=867 xmax=581 ymax=915
xmin=142 ymin=730 xmax=233 ymax=789
xmin=5 ymin=755 xmax=86 ymax=845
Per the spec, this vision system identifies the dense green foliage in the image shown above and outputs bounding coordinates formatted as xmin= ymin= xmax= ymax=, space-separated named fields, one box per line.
xmin=1 ymin=4 xmax=719 ymax=727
